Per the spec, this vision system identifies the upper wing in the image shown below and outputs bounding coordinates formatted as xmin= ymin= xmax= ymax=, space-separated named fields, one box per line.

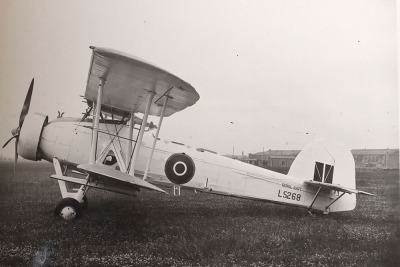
xmin=85 ymin=46 xmax=200 ymax=117
xmin=304 ymin=180 xmax=374 ymax=196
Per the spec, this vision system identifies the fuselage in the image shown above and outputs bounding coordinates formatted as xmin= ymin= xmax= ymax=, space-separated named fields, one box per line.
xmin=36 ymin=117 xmax=356 ymax=212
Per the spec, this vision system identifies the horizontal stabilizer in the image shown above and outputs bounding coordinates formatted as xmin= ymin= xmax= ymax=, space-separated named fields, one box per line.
xmin=304 ymin=180 xmax=374 ymax=196
xmin=77 ymin=164 xmax=167 ymax=194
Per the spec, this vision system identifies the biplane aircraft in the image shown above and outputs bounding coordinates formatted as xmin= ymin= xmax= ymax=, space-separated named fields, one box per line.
xmin=3 ymin=47 xmax=373 ymax=221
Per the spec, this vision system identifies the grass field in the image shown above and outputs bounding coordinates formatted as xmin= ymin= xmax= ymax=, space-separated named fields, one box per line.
xmin=0 ymin=161 xmax=399 ymax=266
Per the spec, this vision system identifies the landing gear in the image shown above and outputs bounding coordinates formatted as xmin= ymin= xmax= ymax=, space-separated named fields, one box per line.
xmin=81 ymin=195 xmax=88 ymax=210
xmin=52 ymin=159 xmax=91 ymax=221
xmin=54 ymin=197 xmax=82 ymax=221
xmin=54 ymin=195 xmax=88 ymax=221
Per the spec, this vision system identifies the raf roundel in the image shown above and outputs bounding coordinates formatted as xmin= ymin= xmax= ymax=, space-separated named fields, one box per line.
xmin=164 ymin=153 xmax=196 ymax=184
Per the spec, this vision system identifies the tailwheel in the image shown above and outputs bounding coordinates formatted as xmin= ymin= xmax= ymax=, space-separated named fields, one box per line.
xmin=54 ymin=197 xmax=82 ymax=221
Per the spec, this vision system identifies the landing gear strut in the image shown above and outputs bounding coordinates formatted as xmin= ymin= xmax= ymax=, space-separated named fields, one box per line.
xmin=81 ymin=195 xmax=88 ymax=210
xmin=52 ymin=158 xmax=90 ymax=221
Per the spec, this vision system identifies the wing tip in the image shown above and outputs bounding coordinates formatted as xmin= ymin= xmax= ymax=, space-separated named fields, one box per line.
xmin=358 ymin=191 xmax=375 ymax=196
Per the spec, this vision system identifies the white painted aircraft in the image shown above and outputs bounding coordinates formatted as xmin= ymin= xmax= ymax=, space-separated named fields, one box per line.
xmin=3 ymin=47 xmax=373 ymax=221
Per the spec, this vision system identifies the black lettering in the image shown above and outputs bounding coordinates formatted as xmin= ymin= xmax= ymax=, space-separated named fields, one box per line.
xmin=279 ymin=190 xmax=302 ymax=201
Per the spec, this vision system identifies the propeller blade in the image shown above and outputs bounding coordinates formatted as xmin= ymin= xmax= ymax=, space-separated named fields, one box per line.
xmin=2 ymin=135 xmax=17 ymax=149
xmin=19 ymin=78 xmax=34 ymax=129
xmin=14 ymin=138 xmax=18 ymax=173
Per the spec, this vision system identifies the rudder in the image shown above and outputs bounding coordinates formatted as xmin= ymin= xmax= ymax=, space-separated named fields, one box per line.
xmin=288 ymin=139 xmax=357 ymax=212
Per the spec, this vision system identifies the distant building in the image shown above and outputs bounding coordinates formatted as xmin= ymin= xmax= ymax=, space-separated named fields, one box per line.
xmin=351 ymin=149 xmax=399 ymax=169
xmin=247 ymin=150 xmax=300 ymax=168
xmin=230 ymin=148 xmax=399 ymax=171
xmin=223 ymin=154 xmax=249 ymax=161
xmin=242 ymin=150 xmax=300 ymax=174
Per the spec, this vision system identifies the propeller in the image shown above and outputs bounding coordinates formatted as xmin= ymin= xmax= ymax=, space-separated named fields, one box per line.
xmin=2 ymin=78 xmax=34 ymax=172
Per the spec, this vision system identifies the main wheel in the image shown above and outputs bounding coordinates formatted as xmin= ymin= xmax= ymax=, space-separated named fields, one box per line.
xmin=54 ymin=197 xmax=82 ymax=221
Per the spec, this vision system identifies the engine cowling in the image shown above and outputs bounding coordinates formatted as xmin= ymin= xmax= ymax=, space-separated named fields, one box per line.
xmin=17 ymin=112 xmax=48 ymax=161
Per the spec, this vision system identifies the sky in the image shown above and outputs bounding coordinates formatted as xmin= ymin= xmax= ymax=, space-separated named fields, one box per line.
xmin=0 ymin=0 xmax=398 ymax=158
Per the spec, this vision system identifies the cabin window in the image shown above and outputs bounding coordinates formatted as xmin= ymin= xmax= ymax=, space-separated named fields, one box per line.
xmin=313 ymin=162 xmax=324 ymax=182
xmin=313 ymin=162 xmax=334 ymax=183
xmin=324 ymin=164 xmax=334 ymax=184
xmin=104 ymin=155 xmax=117 ymax=166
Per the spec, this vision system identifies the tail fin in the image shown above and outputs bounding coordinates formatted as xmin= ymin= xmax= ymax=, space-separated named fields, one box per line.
xmin=288 ymin=139 xmax=357 ymax=211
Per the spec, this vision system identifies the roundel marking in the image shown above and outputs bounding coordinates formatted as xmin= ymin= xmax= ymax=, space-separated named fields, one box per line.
xmin=173 ymin=161 xmax=187 ymax=176
xmin=165 ymin=153 xmax=195 ymax=184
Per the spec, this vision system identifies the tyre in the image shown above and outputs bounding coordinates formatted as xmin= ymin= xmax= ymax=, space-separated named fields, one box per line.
xmin=54 ymin=197 xmax=82 ymax=221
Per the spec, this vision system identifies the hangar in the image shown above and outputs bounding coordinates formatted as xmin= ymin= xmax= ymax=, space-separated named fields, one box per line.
xmin=352 ymin=149 xmax=399 ymax=169
xmin=228 ymin=148 xmax=399 ymax=172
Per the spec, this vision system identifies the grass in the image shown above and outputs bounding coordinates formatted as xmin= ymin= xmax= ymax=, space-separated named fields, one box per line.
xmin=0 ymin=161 xmax=399 ymax=266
